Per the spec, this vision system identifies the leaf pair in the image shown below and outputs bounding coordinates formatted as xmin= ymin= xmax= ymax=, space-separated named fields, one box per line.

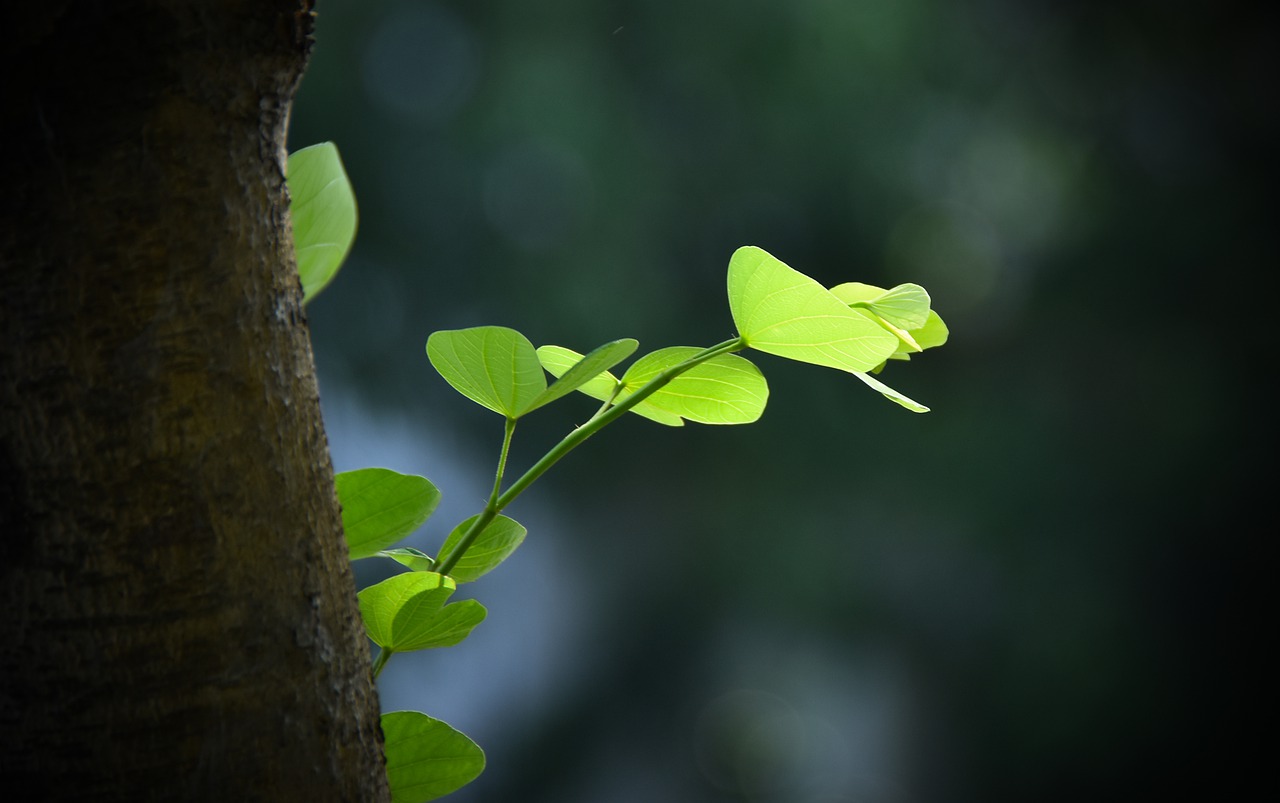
xmin=357 ymin=572 xmax=486 ymax=653
xmin=428 ymin=328 xmax=769 ymax=426
xmin=727 ymin=246 xmax=947 ymax=412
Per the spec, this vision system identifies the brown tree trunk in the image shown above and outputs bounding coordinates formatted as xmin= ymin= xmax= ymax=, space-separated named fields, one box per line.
xmin=0 ymin=3 xmax=388 ymax=800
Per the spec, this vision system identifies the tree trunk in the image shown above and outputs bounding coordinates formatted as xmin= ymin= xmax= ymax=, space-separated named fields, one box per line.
xmin=0 ymin=3 xmax=388 ymax=800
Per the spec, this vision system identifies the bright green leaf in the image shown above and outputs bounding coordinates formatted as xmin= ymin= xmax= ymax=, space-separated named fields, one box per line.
xmin=426 ymin=327 xmax=547 ymax=418
xmin=337 ymin=468 xmax=441 ymax=560
xmin=378 ymin=547 xmax=436 ymax=572
xmin=357 ymin=572 xmax=485 ymax=651
xmin=727 ymin=246 xmax=898 ymax=372
xmin=536 ymin=345 xmax=685 ymax=426
xmin=287 ymin=142 xmax=357 ymax=304
xmin=910 ymin=309 xmax=950 ymax=350
xmin=830 ymin=282 xmax=949 ymax=355
xmin=520 ymin=338 xmax=638 ymax=415
xmin=618 ymin=347 xmax=768 ymax=425
xmin=382 ymin=711 xmax=485 ymax=803
xmin=438 ymin=515 xmax=527 ymax=583
xmin=854 ymin=371 xmax=931 ymax=413
xmin=358 ymin=572 xmax=455 ymax=648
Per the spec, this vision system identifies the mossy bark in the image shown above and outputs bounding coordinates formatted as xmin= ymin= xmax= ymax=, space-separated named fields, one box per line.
xmin=0 ymin=3 xmax=388 ymax=800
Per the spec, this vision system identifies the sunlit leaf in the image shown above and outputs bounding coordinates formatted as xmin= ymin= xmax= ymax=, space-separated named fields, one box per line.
xmin=378 ymin=547 xmax=436 ymax=572
xmin=336 ymin=468 xmax=441 ymax=560
xmin=617 ymin=347 xmax=768 ymax=425
xmin=358 ymin=572 xmax=454 ymax=648
xmin=727 ymin=246 xmax=898 ymax=372
xmin=830 ymin=282 xmax=949 ymax=355
xmin=382 ymin=711 xmax=485 ymax=803
xmin=427 ymin=327 xmax=547 ymax=418
xmin=521 ymin=338 xmax=638 ymax=415
xmin=536 ymin=345 xmax=685 ymax=426
xmin=853 ymin=371 xmax=931 ymax=413
xmin=287 ymin=142 xmax=357 ymax=303
xmin=357 ymin=572 xmax=485 ymax=651
xmin=437 ymin=515 xmax=527 ymax=583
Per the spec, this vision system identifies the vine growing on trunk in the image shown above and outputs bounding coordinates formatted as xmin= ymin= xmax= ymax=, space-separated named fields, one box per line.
xmin=287 ymin=142 xmax=948 ymax=801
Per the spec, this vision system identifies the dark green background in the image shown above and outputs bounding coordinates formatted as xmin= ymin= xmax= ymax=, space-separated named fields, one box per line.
xmin=290 ymin=1 xmax=1266 ymax=800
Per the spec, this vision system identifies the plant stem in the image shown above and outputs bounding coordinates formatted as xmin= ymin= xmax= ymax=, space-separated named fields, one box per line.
xmin=434 ymin=336 xmax=745 ymax=577
xmin=371 ymin=647 xmax=392 ymax=679
xmin=433 ymin=417 xmax=517 ymax=577
xmin=495 ymin=336 xmax=745 ymax=509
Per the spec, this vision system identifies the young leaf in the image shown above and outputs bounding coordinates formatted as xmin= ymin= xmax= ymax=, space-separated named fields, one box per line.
xmin=520 ymin=338 xmax=638 ymax=415
xmin=382 ymin=711 xmax=485 ymax=803
xmin=287 ymin=142 xmax=357 ymax=304
xmin=378 ymin=547 xmax=436 ymax=572
xmin=358 ymin=572 xmax=486 ymax=651
xmin=727 ymin=246 xmax=899 ymax=372
xmin=437 ymin=514 xmax=527 ymax=583
xmin=426 ymin=327 xmax=546 ymax=418
xmin=853 ymin=371 xmax=931 ymax=413
xmin=829 ymin=282 xmax=950 ymax=357
xmin=618 ymin=347 xmax=768 ymax=425
xmin=336 ymin=468 xmax=441 ymax=560
xmin=536 ymin=345 xmax=685 ymax=426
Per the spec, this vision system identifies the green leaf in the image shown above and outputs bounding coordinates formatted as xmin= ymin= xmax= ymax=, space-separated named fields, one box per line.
xmin=378 ymin=547 xmax=436 ymax=572
xmin=438 ymin=515 xmax=527 ymax=583
xmin=536 ymin=345 xmax=685 ymax=426
xmin=337 ymin=468 xmax=441 ymax=560
xmin=359 ymin=572 xmax=453 ymax=648
xmin=727 ymin=246 xmax=899 ymax=372
xmin=357 ymin=572 xmax=486 ymax=651
xmin=520 ymin=338 xmax=638 ymax=415
xmin=830 ymin=282 xmax=949 ymax=356
xmin=426 ymin=327 xmax=547 ymax=418
xmin=853 ymin=371 xmax=931 ymax=413
xmin=618 ymin=347 xmax=768 ymax=425
xmin=382 ymin=711 xmax=485 ymax=803
xmin=287 ymin=142 xmax=357 ymax=303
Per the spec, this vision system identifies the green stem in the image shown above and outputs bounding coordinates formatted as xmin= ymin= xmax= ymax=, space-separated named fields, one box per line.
xmin=433 ymin=416 xmax=517 ymax=577
xmin=434 ymin=336 xmax=746 ymax=577
xmin=494 ymin=336 xmax=746 ymax=510
xmin=371 ymin=647 xmax=393 ymax=679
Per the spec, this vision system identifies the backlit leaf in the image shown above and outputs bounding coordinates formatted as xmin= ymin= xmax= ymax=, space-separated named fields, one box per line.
xmin=287 ymin=142 xmax=357 ymax=303
xmin=727 ymin=246 xmax=898 ymax=372
xmin=618 ymin=347 xmax=768 ymax=425
xmin=536 ymin=345 xmax=684 ymax=426
xmin=521 ymin=338 xmax=638 ymax=415
xmin=427 ymin=327 xmax=547 ymax=418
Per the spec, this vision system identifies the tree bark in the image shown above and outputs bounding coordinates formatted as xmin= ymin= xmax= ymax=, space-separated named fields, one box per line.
xmin=0 ymin=3 xmax=388 ymax=800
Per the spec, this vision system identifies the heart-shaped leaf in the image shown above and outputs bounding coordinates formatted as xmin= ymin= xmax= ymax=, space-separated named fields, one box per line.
xmin=727 ymin=246 xmax=899 ymax=372
xmin=382 ymin=711 xmax=485 ymax=803
xmin=358 ymin=572 xmax=486 ymax=652
xmin=287 ymin=142 xmax=357 ymax=303
xmin=336 ymin=468 xmax=441 ymax=560
xmin=427 ymin=327 xmax=547 ymax=418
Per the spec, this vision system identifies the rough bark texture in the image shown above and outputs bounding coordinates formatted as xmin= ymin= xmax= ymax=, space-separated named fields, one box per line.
xmin=0 ymin=2 xmax=388 ymax=800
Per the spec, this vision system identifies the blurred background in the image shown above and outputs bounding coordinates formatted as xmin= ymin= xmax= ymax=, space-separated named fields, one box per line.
xmin=289 ymin=1 xmax=1268 ymax=800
